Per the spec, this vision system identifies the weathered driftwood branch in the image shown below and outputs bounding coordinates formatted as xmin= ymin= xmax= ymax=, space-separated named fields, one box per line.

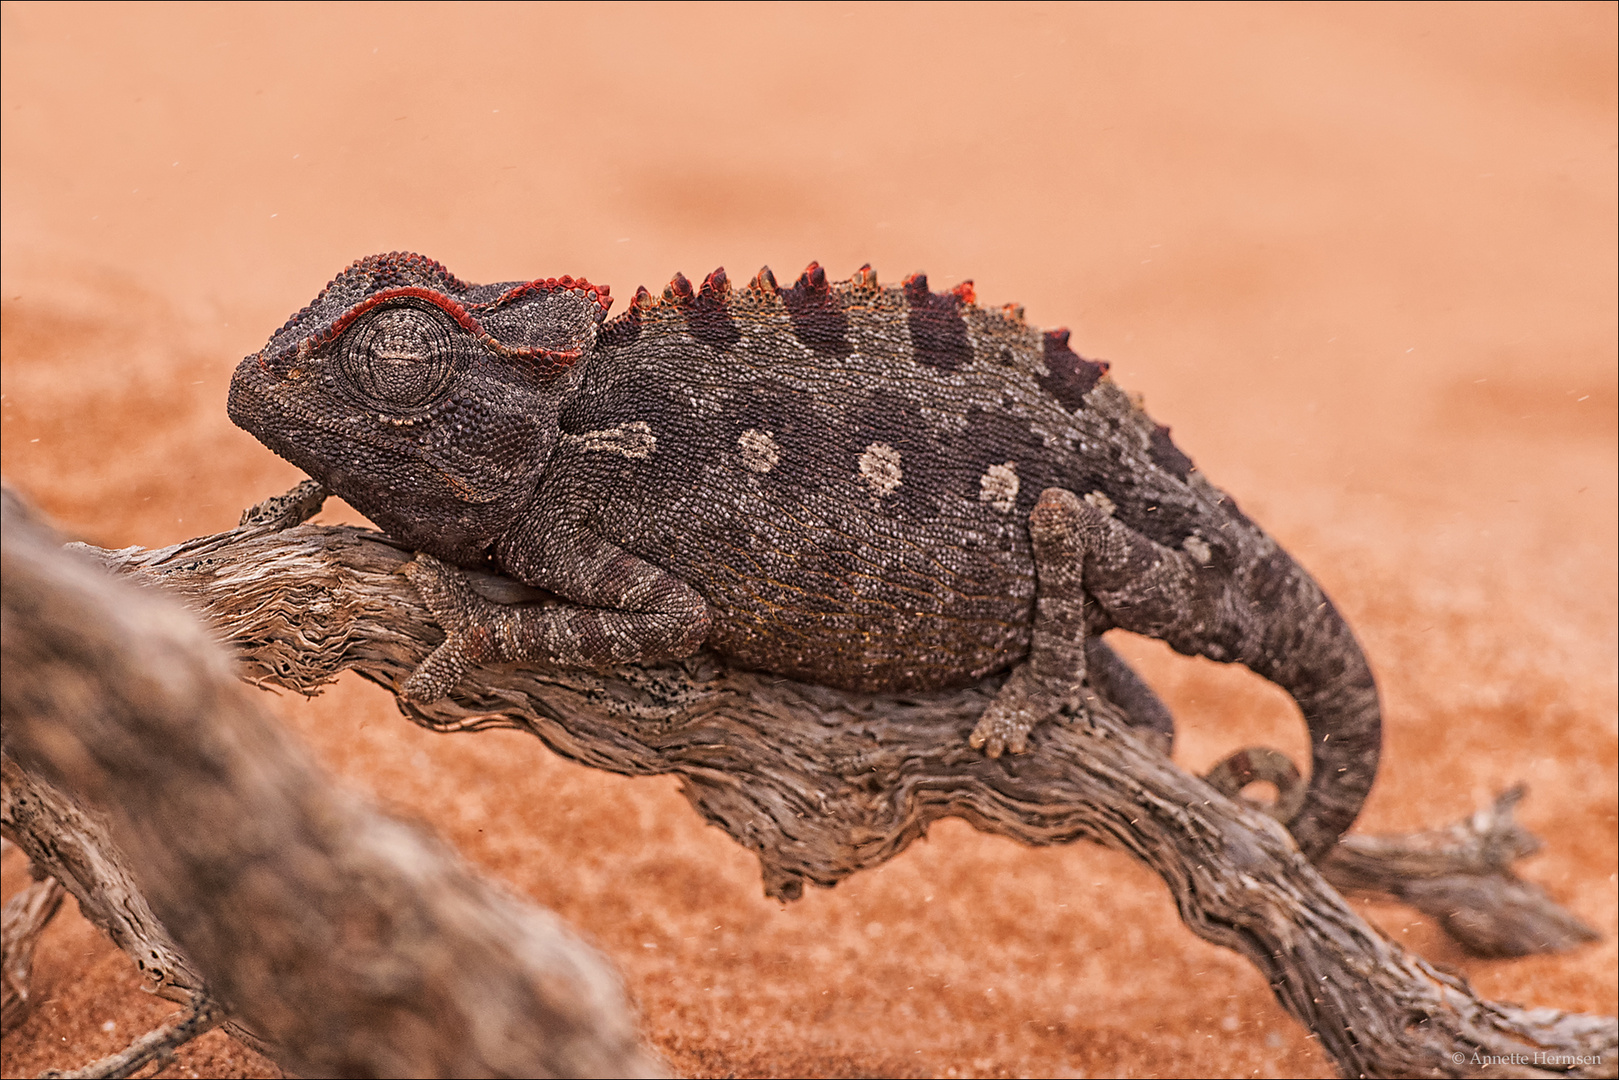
xmin=43 ymin=995 xmax=224 ymax=1080
xmin=1 ymin=755 xmax=240 ymax=1076
xmin=0 ymin=487 xmax=661 ymax=1079
xmin=1 ymin=765 xmax=239 ymax=1080
xmin=55 ymin=481 xmax=1609 ymax=1079
xmin=1324 ymin=786 xmax=1600 ymax=958
xmin=0 ymin=842 xmax=65 ymax=1034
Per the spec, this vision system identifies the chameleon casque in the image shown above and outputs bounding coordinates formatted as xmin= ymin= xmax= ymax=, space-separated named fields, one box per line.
xmin=228 ymin=252 xmax=1381 ymax=861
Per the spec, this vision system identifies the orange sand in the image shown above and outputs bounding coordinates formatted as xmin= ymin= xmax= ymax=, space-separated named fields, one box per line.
xmin=2 ymin=4 xmax=1614 ymax=1077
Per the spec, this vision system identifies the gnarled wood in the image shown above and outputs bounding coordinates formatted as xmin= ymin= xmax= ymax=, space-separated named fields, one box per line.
xmin=0 ymin=850 xmax=65 ymax=1034
xmin=61 ymin=483 xmax=1612 ymax=1079
xmin=1 ymin=486 xmax=661 ymax=1079
xmin=1324 ymin=787 xmax=1601 ymax=958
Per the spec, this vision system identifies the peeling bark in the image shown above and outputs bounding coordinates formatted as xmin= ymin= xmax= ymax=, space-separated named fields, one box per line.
xmin=1 ymin=485 xmax=661 ymax=1079
xmin=41 ymin=481 xmax=1605 ymax=1079
xmin=4 ymin=480 xmax=1612 ymax=1078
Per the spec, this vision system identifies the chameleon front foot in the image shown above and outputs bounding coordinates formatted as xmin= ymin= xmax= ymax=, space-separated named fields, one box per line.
xmin=399 ymin=555 xmax=496 ymax=702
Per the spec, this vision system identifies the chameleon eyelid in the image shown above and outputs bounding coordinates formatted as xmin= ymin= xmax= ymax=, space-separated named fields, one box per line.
xmin=325 ymin=287 xmax=485 ymax=343
xmin=324 ymin=287 xmax=587 ymax=372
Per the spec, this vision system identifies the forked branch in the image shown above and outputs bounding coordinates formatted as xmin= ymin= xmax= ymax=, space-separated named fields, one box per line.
xmin=1 ymin=486 xmax=659 ymax=1079
xmin=13 ymin=482 xmax=1616 ymax=1078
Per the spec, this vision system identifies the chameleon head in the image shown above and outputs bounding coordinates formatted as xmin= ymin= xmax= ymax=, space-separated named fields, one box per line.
xmin=228 ymin=251 xmax=611 ymax=566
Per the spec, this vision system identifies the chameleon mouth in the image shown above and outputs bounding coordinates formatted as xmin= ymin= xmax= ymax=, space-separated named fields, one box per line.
xmin=230 ymin=358 xmax=499 ymax=508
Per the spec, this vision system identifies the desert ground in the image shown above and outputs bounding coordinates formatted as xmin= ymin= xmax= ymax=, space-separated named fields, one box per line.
xmin=2 ymin=4 xmax=1614 ymax=1077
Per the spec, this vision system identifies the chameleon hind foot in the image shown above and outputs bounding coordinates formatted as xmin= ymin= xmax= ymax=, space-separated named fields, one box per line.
xmin=970 ymin=488 xmax=1094 ymax=758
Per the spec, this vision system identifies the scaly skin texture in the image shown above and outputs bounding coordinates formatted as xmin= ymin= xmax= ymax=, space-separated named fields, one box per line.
xmin=228 ymin=252 xmax=1381 ymax=861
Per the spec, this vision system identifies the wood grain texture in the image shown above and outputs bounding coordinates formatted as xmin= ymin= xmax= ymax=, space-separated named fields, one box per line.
xmin=59 ymin=483 xmax=1613 ymax=1079
xmin=1 ymin=486 xmax=659 ymax=1079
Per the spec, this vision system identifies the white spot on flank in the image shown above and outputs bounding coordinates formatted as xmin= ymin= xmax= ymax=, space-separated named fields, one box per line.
xmin=978 ymin=461 xmax=1020 ymax=513
xmin=858 ymin=442 xmax=903 ymax=496
xmin=1183 ymin=535 xmax=1212 ymax=565
xmin=738 ymin=428 xmax=780 ymax=473
xmin=562 ymin=421 xmax=656 ymax=459
xmin=1084 ymin=490 xmax=1116 ymax=516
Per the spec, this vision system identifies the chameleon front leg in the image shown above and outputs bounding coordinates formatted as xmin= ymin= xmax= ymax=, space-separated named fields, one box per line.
xmin=399 ymin=538 xmax=710 ymax=702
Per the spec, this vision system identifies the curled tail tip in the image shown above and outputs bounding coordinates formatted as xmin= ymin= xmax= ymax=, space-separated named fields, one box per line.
xmin=1203 ymin=746 xmax=1307 ymax=826
xmin=1217 ymin=549 xmax=1383 ymax=861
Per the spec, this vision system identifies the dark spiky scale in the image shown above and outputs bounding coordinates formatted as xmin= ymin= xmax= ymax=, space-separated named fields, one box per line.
xmin=689 ymin=267 xmax=742 ymax=350
xmin=664 ymin=272 xmax=695 ymax=305
xmin=1038 ymin=328 xmax=1109 ymax=411
xmin=1148 ymin=425 xmax=1195 ymax=481
xmin=700 ymin=267 xmax=732 ymax=301
xmin=902 ymin=272 xmax=973 ymax=371
xmin=230 ymin=253 xmax=1383 ymax=864
xmin=782 ymin=261 xmax=852 ymax=358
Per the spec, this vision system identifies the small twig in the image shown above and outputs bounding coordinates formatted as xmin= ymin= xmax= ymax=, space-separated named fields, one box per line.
xmin=1323 ymin=786 xmax=1601 ymax=957
xmin=1 ymin=871 xmax=66 ymax=1033
xmin=40 ymin=993 xmax=223 ymax=1080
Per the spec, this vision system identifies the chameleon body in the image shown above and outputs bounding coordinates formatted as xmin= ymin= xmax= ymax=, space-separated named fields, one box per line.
xmin=228 ymin=252 xmax=1380 ymax=861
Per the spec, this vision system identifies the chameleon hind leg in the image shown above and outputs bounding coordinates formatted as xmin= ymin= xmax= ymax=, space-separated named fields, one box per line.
xmin=1084 ymin=637 xmax=1175 ymax=755
xmin=970 ymin=488 xmax=1094 ymax=757
xmin=980 ymin=487 xmax=1307 ymax=819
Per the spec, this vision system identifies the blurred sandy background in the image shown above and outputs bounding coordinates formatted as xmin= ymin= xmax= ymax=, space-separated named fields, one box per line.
xmin=2 ymin=3 xmax=1614 ymax=1077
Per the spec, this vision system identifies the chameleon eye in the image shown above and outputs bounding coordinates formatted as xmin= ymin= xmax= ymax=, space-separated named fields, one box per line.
xmin=341 ymin=306 xmax=459 ymax=410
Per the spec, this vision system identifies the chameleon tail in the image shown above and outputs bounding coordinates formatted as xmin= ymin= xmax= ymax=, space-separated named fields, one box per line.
xmin=1069 ymin=489 xmax=1381 ymax=863
xmin=1228 ymin=558 xmax=1382 ymax=861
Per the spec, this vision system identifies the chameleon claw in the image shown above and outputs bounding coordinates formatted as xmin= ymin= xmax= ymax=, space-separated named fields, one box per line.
xmin=971 ymin=659 xmax=1087 ymax=759
xmin=967 ymin=713 xmax=1027 ymax=759
xmin=400 ymin=554 xmax=493 ymax=702
xmin=967 ymin=721 xmax=996 ymax=757
xmin=969 ymin=690 xmax=1038 ymax=759
xmin=399 ymin=638 xmax=470 ymax=703
xmin=1007 ymin=725 xmax=1031 ymax=755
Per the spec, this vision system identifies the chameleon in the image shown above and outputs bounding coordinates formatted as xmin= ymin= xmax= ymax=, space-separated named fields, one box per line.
xmin=228 ymin=251 xmax=1381 ymax=861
